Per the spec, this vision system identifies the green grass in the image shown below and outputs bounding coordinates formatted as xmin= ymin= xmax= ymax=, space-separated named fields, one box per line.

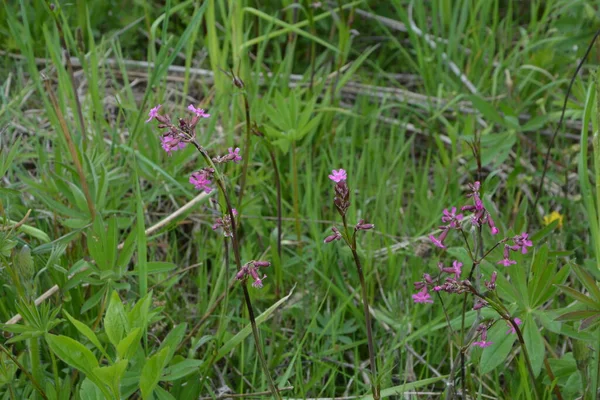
xmin=0 ymin=0 xmax=600 ymax=399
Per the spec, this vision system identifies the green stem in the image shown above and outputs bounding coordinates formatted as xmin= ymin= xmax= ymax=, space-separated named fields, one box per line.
xmin=512 ymin=322 xmax=542 ymax=400
xmin=266 ymin=147 xmax=283 ymax=297
xmin=29 ymin=337 xmax=42 ymax=400
xmin=350 ymin=248 xmax=380 ymax=400
xmin=0 ymin=344 xmax=48 ymax=400
xmin=50 ymin=349 xmax=60 ymax=399
xmin=191 ymin=140 xmax=281 ymax=400
xmin=341 ymin=219 xmax=379 ymax=400
xmin=291 ymin=143 xmax=302 ymax=247
xmin=238 ymin=93 xmax=252 ymax=206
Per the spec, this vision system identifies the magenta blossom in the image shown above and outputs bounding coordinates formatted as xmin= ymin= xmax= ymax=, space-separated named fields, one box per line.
xmin=429 ymin=228 xmax=449 ymax=249
xmin=160 ymin=134 xmax=186 ymax=155
xmin=473 ymin=324 xmax=492 ymax=348
xmin=513 ymin=233 xmax=533 ymax=254
xmin=324 ymin=226 xmax=342 ymax=243
xmin=187 ymin=104 xmax=211 ymax=118
xmin=506 ymin=318 xmax=522 ymax=334
xmin=328 ymin=169 xmax=347 ymax=183
xmin=442 ymin=207 xmax=463 ymax=228
xmin=412 ymin=287 xmax=433 ymax=304
xmin=473 ymin=340 xmax=493 ymax=348
xmin=146 ymin=104 xmax=161 ymax=123
xmin=189 ymin=171 xmax=213 ymax=193
xmin=228 ymin=147 xmax=242 ymax=163
xmin=497 ymin=244 xmax=517 ymax=266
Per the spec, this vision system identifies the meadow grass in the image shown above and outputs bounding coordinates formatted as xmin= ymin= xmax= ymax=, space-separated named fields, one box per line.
xmin=0 ymin=0 xmax=599 ymax=398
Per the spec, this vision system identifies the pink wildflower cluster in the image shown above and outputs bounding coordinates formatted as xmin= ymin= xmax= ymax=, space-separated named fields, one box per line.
xmin=430 ymin=181 xmax=502 ymax=249
xmin=235 ymin=260 xmax=270 ymax=288
xmin=212 ymin=208 xmax=238 ymax=237
xmin=413 ymin=261 xmax=472 ymax=304
xmin=213 ymin=147 xmax=242 ymax=164
xmin=473 ymin=324 xmax=493 ymax=348
xmin=146 ymin=103 xmax=240 ymax=195
xmin=497 ymin=233 xmax=533 ymax=266
xmin=323 ymin=169 xmax=374 ymax=244
xmin=189 ymin=168 xmax=214 ymax=194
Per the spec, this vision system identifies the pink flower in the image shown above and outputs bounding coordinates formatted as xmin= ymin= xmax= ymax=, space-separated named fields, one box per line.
xmin=442 ymin=207 xmax=463 ymax=228
xmin=146 ymin=104 xmax=161 ymax=123
xmin=324 ymin=226 xmax=342 ymax=243
xmin=412 ymin=287 xmax=433 ymax=304
xmin=497 ymin=244 xmax=516 ymax=266
xmin=473 ymin=299 xmax=488 ymax=310
xmin=328 ymin=169 xmax=347 ymax=183
xmin=513 ymin=233 xmax=533 ymax=254
xmin=187 ymin=104 xmax=211 ymax=118
xmin=485 ymin=271 xmax=497 ymax=290
xmin=228 ymin=147 xmax=242 ymax=163
xmin=487 ymin=214 xmax=499 ymax=235
xmin=473 ymin=340 xmax=493 ymax=348
xmin=506 ymin=318 xmax=522 ymax=334
xmin=497 ymin=258 xmax=517 ymax=267
xmin=251 ymin=275 xmax=266 ymax=288
xmin=429 ymin=229 xmax=449 ymax=249
xmin=189 ymin=171 xmax=213 ymax=193
xmin=160 ymin=134 xmax=186 ymax=155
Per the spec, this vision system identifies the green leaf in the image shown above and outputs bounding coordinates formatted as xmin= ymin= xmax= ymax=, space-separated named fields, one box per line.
xmin=357 ymin=376 xmax=447 ymax=399
xmin=63 ymin=310 xmax=110 ymax=361
xmin=81 ymin=285 xmax=108 ymax=314
xmin=140 ymin=347 xmax=170 ymax=400
xmin=216 ymin=286 xmax=294 ymax=360
xmin=154 ymin=386 xmax=177 ymax=400
xmin=523 ymin=315 xmax=544 ymax=377
xmin=104 ymin=291 xmax=127 ymax=347
xmin=79 ymin=378 xmax=105 ymax=400
xmin=93 ymin=359 xmax=128 ymax=398
xmin=479 ymin=322 xmax=517 ymax=374
xmin=556 ymin=285 xmax=600 ymax=308
xmin=468 ymin=95 xmax=504 ymax=125
xmin=161 ymin=358 xmax=203 ymax=381
xmin=117 ymin=327 xmax=143 ymax=360
xmin=572 ymin=264 xmax=600 ymax=303
xmin=555 ymin=310 xmax=599 ymax=322
xmin=45 ymin=333 xmax=98 ymax=375
xmin=128 ymin=292 xmax=153 ymax=331
xmin=145 ymin=261 xmax=178 ymax=275
xmin=158 ymin=323 xmax=187 ymax=366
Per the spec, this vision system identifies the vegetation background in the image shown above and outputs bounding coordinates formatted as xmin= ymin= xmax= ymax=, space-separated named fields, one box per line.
xmin=1 ymin=0 xmax=600 ymax=399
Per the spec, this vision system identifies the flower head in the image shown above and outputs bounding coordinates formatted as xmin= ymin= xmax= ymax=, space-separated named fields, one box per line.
xmin=160 ymin=133 xmax=186 ymax=155
xmin=228 ymin=147 xmax=242 ymax=163
xmin=513 ymin=233 xmax=533 ymax=254
xmin=412 ymin=287 xmax=433 ymax=304
xmin=146 ymin=104 xmax=161 ymax=123
xmin=442 ymin=207 xmax=463 ymax=228
xmin=328 ymin=169 xmax=347 ymax=183
xmin=473 ymin=340 xmax=493 ymax=348
xmin=473 ymin=324 xmax=492 ymax=347
xmin=506 ymin=318 xmax=522 ymax=334
xmin=187 ymin=104 xmax=211 ymax=118
xmin=429 ymin=228 xmax=449 ymax=249
xmin=355 ymin=219 xmax=375 ymax=231
xmin=189 ymin=170 xmax=213 ymax=193
xmin=324 ymin=226 xmax=342 ymax=243
xmin=543 ymin=211 xmax=563 ymax=228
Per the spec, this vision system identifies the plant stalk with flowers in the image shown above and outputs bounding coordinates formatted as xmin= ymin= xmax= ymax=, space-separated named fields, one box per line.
xmin=146 ymin=104 xmax=282 ymax=399
xmin=416 ymin=181 xmax=543 ymax=400
xmin=324 ymin=168 xmax=380 ymax=400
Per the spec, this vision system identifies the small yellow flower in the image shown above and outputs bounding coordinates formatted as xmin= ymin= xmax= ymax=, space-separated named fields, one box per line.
xmin=543 ymin=211 xmax=563 ymax=228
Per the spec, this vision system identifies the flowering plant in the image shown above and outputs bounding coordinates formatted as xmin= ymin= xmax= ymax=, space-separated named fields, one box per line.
xmin=413 ymin=181 xmax=542 ymax=398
